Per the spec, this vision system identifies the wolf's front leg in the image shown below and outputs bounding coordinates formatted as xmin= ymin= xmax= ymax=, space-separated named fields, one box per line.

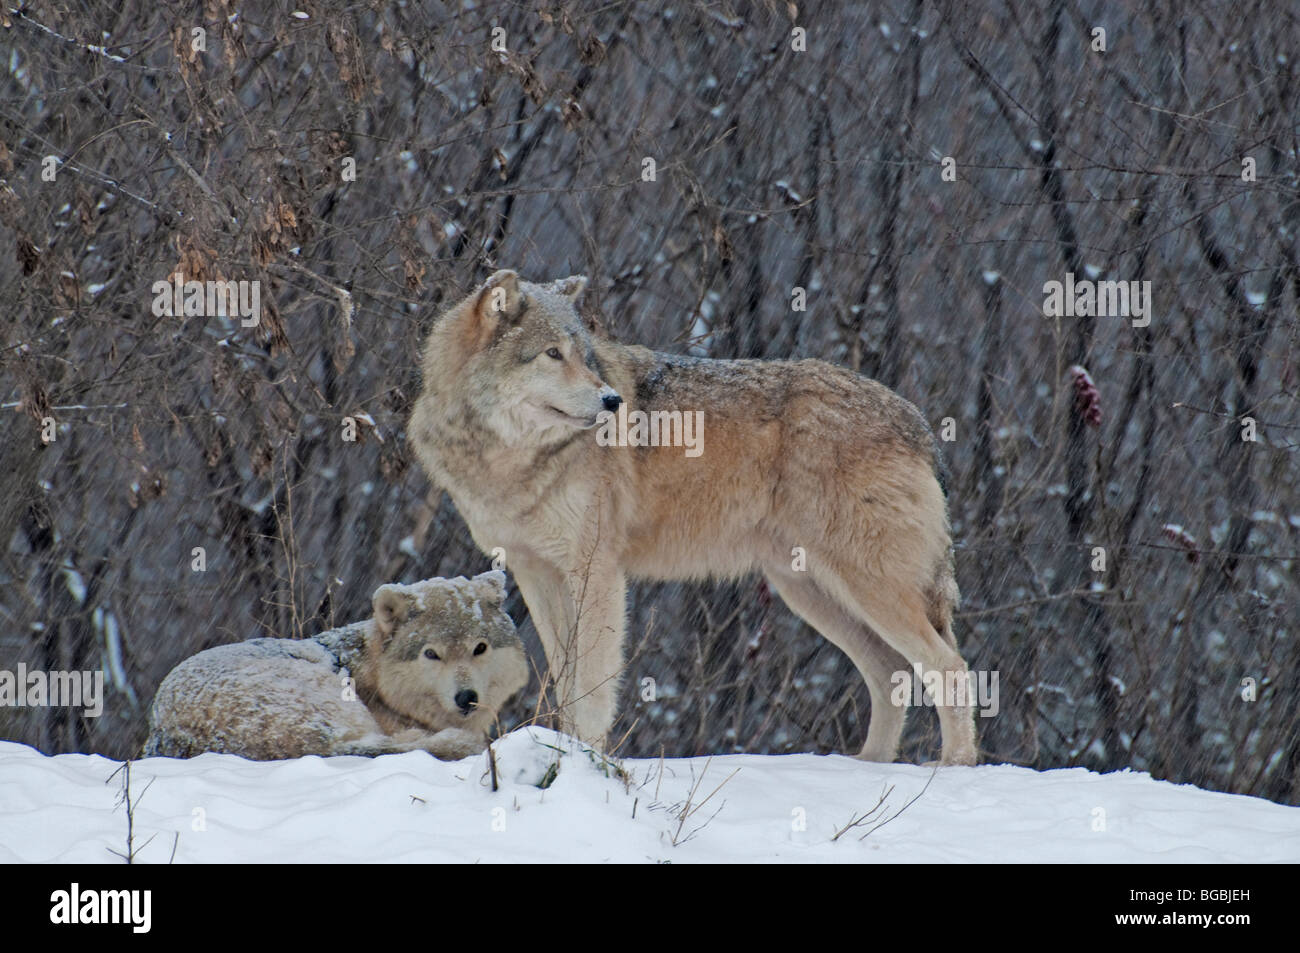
xmin=334 ymin=728 xmax=485 ymax=760
xmin=418 ymin=728 xmax=487 ymax=760
xmin=511 ymin=559 xmax=582 ymax=734
xmin=565 ymin=567 xmax=627 ymax=751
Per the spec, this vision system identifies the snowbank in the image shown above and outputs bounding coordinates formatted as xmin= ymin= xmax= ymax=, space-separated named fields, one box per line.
xmin=2 ymin=728 xmax=1297 ymax=863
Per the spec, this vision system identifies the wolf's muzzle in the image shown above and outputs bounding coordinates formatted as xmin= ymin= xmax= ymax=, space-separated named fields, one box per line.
xmin=454 ymin=689 xmax=479 ymax=713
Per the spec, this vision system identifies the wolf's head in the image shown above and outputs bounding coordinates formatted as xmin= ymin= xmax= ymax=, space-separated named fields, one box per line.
xmin=367 ymin=570 xmax=528 ymax=736
xmin=428 ymin=270 xmax=622 ymax=446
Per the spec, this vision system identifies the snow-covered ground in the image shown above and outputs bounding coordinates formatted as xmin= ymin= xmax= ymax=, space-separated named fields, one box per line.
xmin=2 ymin=728 xmax=1297 ymax=863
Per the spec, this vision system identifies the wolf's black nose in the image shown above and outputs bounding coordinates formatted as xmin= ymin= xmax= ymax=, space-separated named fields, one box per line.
xmin=455 ymin=689 xmax=478 ymax=713
xmin=602 ymin=393 xmax=623 ymax=411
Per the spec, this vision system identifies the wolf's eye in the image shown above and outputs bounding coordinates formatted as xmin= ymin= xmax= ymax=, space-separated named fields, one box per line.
xmin=545 ymin=347 xmax=562 ymax=360
xmin=423 ymin=647 xmax=440 ymax=661
xmin=473 ymin=642 xmax=488 ymax=656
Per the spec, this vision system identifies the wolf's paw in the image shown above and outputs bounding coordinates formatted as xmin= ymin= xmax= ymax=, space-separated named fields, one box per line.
xmin=854 ymin=747 xmax=899 ymax=764
xmin=421 ymin=727 xmax=487 ymax=761
xmin=924 ymin=751 xmax=979 ymax=768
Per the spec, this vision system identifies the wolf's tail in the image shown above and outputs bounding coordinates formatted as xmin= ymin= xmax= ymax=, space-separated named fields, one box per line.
xmin=928 ymin=547 xmax=961 ymax=649
xmin=931 ymin=434 xmax=952 ymax=500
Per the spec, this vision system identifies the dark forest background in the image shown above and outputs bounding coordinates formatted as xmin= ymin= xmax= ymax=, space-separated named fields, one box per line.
xmin=1 ymin=1 xmax=1297 ymax=804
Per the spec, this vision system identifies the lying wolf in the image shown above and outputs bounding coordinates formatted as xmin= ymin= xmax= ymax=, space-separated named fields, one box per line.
xmin=143 ymin=572 xmax=528 ymax=761
xmin=409 ymin=271 xmax=978 ymax=766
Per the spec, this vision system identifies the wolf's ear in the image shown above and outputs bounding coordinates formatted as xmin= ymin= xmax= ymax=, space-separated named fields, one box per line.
xmin=472 ymin=570 xmax=508 ymax=606
xmin=372 ymin=585 xmax=415 ymax=641
xmin=474 ymin=269 xmax=527 ymax=326
xmin=551 ymin=275 xmax=587 ymax=302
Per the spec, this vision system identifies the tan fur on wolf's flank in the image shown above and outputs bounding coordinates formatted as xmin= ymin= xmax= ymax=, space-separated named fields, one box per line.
xmin=143 ymin=572 xmax=528 ymax=761
xmin=410 ymin=272 xmax=977 ymax=765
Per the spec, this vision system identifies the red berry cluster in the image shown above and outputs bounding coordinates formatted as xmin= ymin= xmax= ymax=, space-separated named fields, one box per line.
xmin=1069 ymin=365 xmax=1102 ymax=428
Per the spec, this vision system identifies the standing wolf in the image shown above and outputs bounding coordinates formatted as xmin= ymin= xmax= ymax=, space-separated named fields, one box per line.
xmin=410 ymin=271 xmax=977 ymax=765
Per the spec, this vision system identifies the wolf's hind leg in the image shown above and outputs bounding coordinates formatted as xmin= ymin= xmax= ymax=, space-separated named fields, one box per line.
xmin=766 ymin=572 xmax=909 ymax=763
xmin=815 ymin=566 xmax=978 ymax=766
